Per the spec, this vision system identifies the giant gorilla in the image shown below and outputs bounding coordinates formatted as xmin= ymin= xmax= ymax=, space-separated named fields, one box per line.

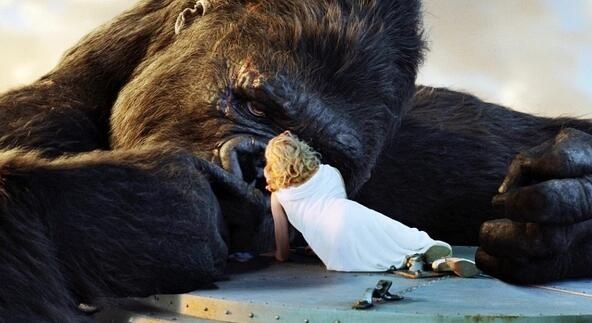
xmin=1 ymin=0 xmax=591 ymax=321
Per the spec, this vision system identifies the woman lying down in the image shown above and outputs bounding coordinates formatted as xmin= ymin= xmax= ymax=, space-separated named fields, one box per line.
xmin=263 ymin=131 xmax=479 ymax=278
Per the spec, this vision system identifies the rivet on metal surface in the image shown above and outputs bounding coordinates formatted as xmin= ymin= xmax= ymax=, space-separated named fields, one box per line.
xmin=186 ymin=304 xmax=189 ymax=308
xmin=203 ymin=307 xmax=208 ymax=311
xmin=225 ymin=310 xmax=231 ymax=315
xmin=275 ymin=315 xmax=281 ymax=320
xmin=249 ymin=313 xmax=254 ymax=318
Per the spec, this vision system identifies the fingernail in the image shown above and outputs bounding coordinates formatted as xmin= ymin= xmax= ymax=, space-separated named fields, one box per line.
xmin=491 ymin=194 xmax=506 ymax=208
xmin=498 ymin=179 xmax=509 ymax=193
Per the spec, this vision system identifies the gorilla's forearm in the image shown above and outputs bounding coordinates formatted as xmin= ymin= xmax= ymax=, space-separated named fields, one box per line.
xmin=0 ymin=87 xmax=103 ymax=155
xmin=0 ymin=148 xmax=227 ymax=305
xmin=356 ymin=86 xmax=592 ymax=244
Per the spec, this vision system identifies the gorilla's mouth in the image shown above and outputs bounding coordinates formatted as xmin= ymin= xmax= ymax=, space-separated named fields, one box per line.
xmin=215 ymin=135 xmax=268 ymax=192
xmin=214 ymin=133 xmax=368 ymax=197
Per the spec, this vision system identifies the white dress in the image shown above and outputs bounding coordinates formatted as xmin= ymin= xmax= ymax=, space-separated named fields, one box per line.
xmin=274 ymin=164 xmax=450 ymax=272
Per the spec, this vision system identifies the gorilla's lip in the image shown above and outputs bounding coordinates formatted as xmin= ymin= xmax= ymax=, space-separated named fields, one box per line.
xmin=214 ymin=134 xmax=269 ymax=192
xmin=213 ymin=133 xmax=370 ymax=196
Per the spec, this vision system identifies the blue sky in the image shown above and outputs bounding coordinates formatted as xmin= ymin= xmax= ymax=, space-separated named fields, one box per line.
xmin=0 ymin=0 xmax=591 ymax=117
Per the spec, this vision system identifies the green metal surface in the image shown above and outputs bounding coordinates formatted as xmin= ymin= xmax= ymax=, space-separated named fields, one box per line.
xmin=94 ymin=299 xmax=215 ymax=323
xmin=97 ymin=247 xmax=592 ymax=323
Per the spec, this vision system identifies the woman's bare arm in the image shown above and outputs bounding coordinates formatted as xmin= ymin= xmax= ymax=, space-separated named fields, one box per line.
xmin=270 ymin=193 xmax=290 ymax=261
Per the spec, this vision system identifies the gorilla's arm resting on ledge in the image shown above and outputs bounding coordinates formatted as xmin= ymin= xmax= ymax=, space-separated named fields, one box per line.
xmin=357 ymin=87 xmax=592 ymax=284
xmin=0 ymin=148 xmax=228 ymax=321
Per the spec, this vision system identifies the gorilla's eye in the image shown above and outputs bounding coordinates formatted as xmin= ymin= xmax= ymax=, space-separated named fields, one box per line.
xmin=247 ymin=101 xmax=266 ymax=117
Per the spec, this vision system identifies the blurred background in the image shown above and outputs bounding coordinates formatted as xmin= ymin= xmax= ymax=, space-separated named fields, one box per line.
xmin=0 ymin=0 xmax=590 ymax=118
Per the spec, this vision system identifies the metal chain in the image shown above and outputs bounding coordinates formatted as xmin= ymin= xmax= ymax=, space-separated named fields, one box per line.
xmin=394 ymin=274 xmax=453 ymax=297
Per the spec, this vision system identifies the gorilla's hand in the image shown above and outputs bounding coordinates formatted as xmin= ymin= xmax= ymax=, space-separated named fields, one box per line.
xmin=195 ymin=156 xmax=269 ymax=215
xmin=477 ymin=128 xmax=592 ymax=283
xmin=195 ymin=151 xmax=273 ymax=253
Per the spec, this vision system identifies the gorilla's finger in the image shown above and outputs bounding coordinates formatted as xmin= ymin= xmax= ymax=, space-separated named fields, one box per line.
xmin=491 ymin=193 xmax=507 ymax=210
xmin=499 ymin=128 xmax=592 ymax=194
xmin=195 ymin=158 xmax=269 ymax=211
xmin=478 ymin=219 xmax=550 ymax=258
xmin=533 ymin=128 xmax=592 ymax=178
xmin=475 ymin=247 xmax=530 ymax=283
xmin=497 ymin=156 xmax=527 ymax=194
xmin=218 ymin=135 xmax=266 ymax=180
xmin=498 ymin=141 xmax=552 ymax=193
xmin=479 ymin=218 xmax=592 ymax=258
xmin=476 ymin=242 xmax=592 ymax=284
xmin=475 ymin=248 xmax=558 ymax=284
xmin=495 ymin=176 xmax=592 ymax=224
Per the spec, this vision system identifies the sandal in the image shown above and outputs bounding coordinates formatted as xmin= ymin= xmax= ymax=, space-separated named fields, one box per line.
xmin=432 ymin=257 xmax=480 ymax=278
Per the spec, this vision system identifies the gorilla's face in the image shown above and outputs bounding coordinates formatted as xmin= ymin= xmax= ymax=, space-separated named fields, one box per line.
xmin=112 ymin=0 xmax=423 ymax=196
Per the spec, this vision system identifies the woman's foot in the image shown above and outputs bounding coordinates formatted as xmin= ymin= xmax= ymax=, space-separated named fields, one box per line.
xmin=423 ymin=244 xmax=453 ymax=264
xmin=432 ymin=257 xmax=480 ymax=278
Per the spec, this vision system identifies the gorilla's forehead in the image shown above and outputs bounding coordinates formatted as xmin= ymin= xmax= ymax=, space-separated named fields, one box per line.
xmin=181 ymin=0 xmax=415 ymax=104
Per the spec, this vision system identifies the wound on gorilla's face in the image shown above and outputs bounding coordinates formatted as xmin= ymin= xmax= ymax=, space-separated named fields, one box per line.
xmin=110 ymin=0 xmax=423 ymax=197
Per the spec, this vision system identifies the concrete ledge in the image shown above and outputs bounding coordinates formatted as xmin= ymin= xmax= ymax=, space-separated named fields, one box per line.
xmin=97 ymin=247 xmax=592 ymax=323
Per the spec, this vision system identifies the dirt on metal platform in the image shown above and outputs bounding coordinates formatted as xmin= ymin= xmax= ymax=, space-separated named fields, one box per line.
xmin=96 ymin=247 xmax=592 ymax=323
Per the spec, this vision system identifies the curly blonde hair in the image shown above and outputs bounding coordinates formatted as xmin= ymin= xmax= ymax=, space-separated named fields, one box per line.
xmin=264 ymin=131 xmax=321 ymax=192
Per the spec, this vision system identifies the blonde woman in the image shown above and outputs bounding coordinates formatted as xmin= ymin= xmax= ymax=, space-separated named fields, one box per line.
xmin=264 ymin=131 xmax=478 ymax=276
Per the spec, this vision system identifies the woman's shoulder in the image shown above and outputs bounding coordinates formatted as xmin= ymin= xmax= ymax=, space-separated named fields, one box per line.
xmin=322 ymin=164 xmax=347 ymax=194
xmin=319 ymin=163 xmax=336 ymax=173
xmin=321 ymin=163 xmax=340 ymax=171
xmin=275 ymin=164 xmax=327 ymax=199
xmin=322 ymin=164 xmax=343 ymax=179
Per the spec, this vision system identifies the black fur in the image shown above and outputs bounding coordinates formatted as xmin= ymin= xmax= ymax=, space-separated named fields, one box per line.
xmin=0 ymin=148 xmax=228 ymax=321
xmin=1 ymin=0 xmax=591 ymax=321
xmin=357 ymin=87 xmax=592 ymax=243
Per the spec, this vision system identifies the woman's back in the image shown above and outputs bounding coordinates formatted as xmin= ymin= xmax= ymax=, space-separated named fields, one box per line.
xmin=274 ymin=164 xmax=348 ymax=266
xmin=275 ymin=164 xmax=449 ymax=272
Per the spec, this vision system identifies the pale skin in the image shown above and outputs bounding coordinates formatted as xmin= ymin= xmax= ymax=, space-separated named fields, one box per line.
xmin=270 ymin=192 xmax=290 ymax=261
xmin=264 ymin=135 xmax=319 ymax=262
